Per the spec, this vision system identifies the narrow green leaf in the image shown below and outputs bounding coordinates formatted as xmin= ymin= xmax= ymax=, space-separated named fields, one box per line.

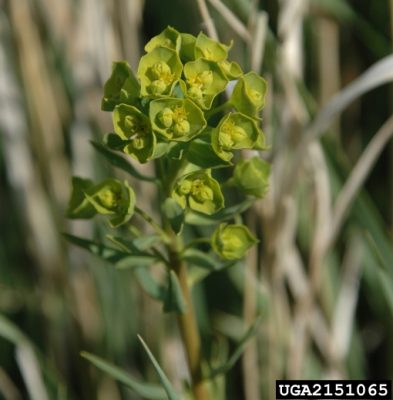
xmin=107 ymin=234 xmax=161 ymax=252
xmin=163 ymin=271 xmax=187 ymax=313
xmin=182 ymin=248 xmax=217 ymax=270
xmin=134 ymin=268 xmax=166 ymax=300
xmin=210 ymin=316 xmax=262 ymax=378
xmin=63 ymin=233 xmax=158 ymax=268
xmin=162 ymin=198 xmax=184 ymax=234
xmin=137 ymin=336 xmax=180 ymax=400
xmin=116 ymin=256 xmax=158 ymax=269
xmin=91 ymin=141 xmax=157 ymax=183
xmin=185 ymin=199 xmax=254 ymax=225
xmin=80 ymin=352 xmax=166 ymax=400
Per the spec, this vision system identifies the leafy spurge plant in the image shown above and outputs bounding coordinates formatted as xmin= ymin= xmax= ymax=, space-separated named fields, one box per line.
xmin=66 ymin=26 xmax=269 ymax=400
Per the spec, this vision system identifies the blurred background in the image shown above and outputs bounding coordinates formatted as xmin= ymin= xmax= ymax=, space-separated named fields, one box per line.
xmin=1 ymin=0 xmax=393 ymax=399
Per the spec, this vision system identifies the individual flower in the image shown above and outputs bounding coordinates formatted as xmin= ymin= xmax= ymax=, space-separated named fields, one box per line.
xmin=101 ymin=61 xmax=140 ymax=111
xmin=211 ymin=223 xmax=258 ymax=260
xmin=230 ymin=72 xmax=267 ymax=116
xmin=137 ymin=47 xmax=182 ymax=96
xmin=172 ymin=171 xmax=224 ymax=215
xmin=149 ymin=98 xmax=206 ymax=141
xmin=113 ymin=104 xmax=156 ymax=163
xmin=233 ymin=156 xmax=270 ymax=198
xmin=194 ymin=32 xmax=230 ymax=62
xmin=184 ymin=59 xmax=228 ymax=109
xmin=212 ymin=112 xmax=262 ymax=161
xmin=145 ymin=26 xmax=181 ymax=53
xmin=67 ymin=178 xmax=135 ymax=227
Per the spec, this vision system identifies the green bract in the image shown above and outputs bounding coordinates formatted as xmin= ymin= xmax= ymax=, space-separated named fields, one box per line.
xmin=145 ymin=26 xmax=181 ymax=53
xmin=149 ymin=97 xmax=206 ymax=142
xmin=233 ymin=156 xmax=271 ymax=198
xmin=113 ymin=104 xmax=155 ymax=163
xmin=137 ymin=47 xmax=183 ymax=96
xmin=172 ymin=171 xmax=224 ymax=215
xmin=212 ymin=112 xmax=262 ymax=161
xmin=220 ymin=60 xmax=243 ymax=80
xmin=230 ymin=72 xmax=267 ymax=116
xmin=179 ymin=33 xmax=196 ymax=62
xmin=101 ymin=61 xmax=140 ymax=111
xmin=211 ymin=223 xmax=258 ymax=260
xmin=184 ymin=59 xmax=228 ymax=109
xmin=67 ymin=178 xmax=135 ymax=227
xmin=194 ymin=32 xmax=230 ymax=62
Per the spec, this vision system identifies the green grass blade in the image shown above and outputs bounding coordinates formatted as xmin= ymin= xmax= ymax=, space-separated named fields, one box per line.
xmin=80 ymin=351 xmax=166 ymax=400
xmin=137 ymin=335 xmax=179 ymax=400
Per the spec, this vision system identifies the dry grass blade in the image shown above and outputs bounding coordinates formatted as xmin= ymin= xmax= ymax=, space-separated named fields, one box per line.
xmin=285 ymin=54 xmax=393 ymax=195
xmin=329 ymin=233 xmax=363 ymax=370
xmin=329 ymin=113 xmax=393 ymax=246
xmin=250 ymin=11 xmax=268 ymax=72
xmin=207 ymin=0 xmax=251 ymax=42
xmin=196 ymin=0 xmax=219 ymax=40
xmin=16 ymin=344 xmax=49 ymax=400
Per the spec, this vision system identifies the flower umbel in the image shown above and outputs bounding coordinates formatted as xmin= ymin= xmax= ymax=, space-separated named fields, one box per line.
xmin=172 ymin=171 xmax=224 ymax=215
xmin=150 ymin=98 xmax=206 ymax=141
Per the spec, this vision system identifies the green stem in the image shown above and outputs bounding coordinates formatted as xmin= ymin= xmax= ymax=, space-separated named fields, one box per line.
xmin=167 ymin=236 xmax=209 ymax=400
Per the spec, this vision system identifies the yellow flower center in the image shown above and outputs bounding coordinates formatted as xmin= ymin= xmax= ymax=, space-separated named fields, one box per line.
xmin=98 ymin=188 xmax=121 ymax=210
xmin=132 ymin=136 xmax=145 ymax=150
xmin=219 ymin=120 xmax=247 ymax=149
xmin=249 ymin=89 xmax=262 ymax=104
xmin=187 ymin=70 xmax=213 ymax=99
xmin=191 ymin=179 xmax=213 ymax=202
xmin=149 ymin=61 xmax=175 ymax=94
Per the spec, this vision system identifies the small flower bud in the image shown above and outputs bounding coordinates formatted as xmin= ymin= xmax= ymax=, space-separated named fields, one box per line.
xmin=150 ymin=61 xmax=171 ymax=79
xmin=188 ymin=85 xmax=203 ymax=99
xmin=179 ymin=180 xmax=192 ymax=195
xmin=158 ymin=107 xmax=174 ymax=128
xmin=173 ymin=120 xmax=190 ymax=136
xmin=150 ymin=79 xmax=167 ymax=94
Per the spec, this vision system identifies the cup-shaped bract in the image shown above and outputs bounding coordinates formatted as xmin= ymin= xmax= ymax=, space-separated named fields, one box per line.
xmin=212 ymin=223 xmax=258 ymax=260
xmin=145 ymin=26 xmax=181 ymax=53
xmin=150 ymin=98 xmax=206 ymax=142
xmin=233 ymin=156 xmax=270 ymax=198
xmin=67 ymin=178 xmax=135 ymax=227
xmin=219 ymin=60 xmax=243 ymax=80
xmin=230 ymin=72 xmax=267 ymax=116
xmin=212 ymin=112 xmax=261 ymax=161
xmin=66 ymin=177 xmax=96 ymax=219
xmin=101 ymin=61 xmax=140 ymax=111
xmin=179 ymin=33 xmax=196 ymax=62
xmin=172 ymin=171 xmax=224 ymax=215
xmin=113 ymin=104 xmax=156 ymax=163
xmin=194 ymin=32 xmax=230 ymax=62
xmin=137 ymin=47 xmax=183 ymax=96
xmin=184 ymin=59 xmax=228 ymax=110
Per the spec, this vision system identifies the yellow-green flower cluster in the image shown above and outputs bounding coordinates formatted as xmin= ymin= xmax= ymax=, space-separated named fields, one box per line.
xmin=98 ymin=26 xmax=267 ymax=165
xmin=67 ymin=26 xmax=270 ymax=257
